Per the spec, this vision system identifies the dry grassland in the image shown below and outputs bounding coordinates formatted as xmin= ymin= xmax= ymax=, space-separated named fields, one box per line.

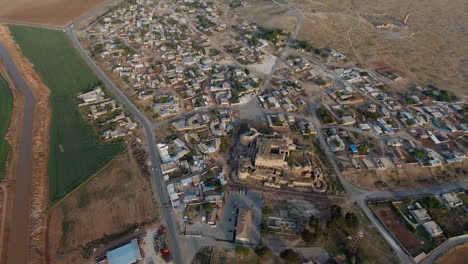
xmin=47 ymin=153 xmax=157 ymax=264
xmin=344 ymin=160 xmax=468 ymax=190
xmin=235 ymin=0 xmax=468 ymax=98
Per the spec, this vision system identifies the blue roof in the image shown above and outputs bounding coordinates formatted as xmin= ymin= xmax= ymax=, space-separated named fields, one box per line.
xmin=349 ymin=144 xmax=358 ymax=153
xmin=107 ymin=239 xmax=141 ymax=264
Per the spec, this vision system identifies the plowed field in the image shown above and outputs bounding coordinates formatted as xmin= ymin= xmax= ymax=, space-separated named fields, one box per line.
xmin=0 ymin=0 xmax=106 ymax=26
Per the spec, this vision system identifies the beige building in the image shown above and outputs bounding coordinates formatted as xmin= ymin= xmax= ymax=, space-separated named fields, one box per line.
xmin=235 ymin=208 xmax=254 ymax=243
xmin=254 ymin=137 xmax=293 ymax=169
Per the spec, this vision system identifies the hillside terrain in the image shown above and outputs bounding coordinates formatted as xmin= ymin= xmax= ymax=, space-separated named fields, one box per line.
xmin=238 ymin=0 xmax=468 ymax=98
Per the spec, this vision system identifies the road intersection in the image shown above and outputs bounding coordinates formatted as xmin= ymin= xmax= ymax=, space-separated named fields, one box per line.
xmin=2 ymin=0 xmax=466 ymax=263
xmin=65 ymin=1 xmax=468 ymax=263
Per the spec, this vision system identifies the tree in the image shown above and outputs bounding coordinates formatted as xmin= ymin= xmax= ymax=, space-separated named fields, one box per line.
xmin=309 ymin=216 xmax=320 ymax=229
xmin=235 ymin=246 xmax=251 ymax=256
xmin=255 ymin=246 xmax=272 ymax=257
xmin=344 ymin=212 xmax=359 ymax=228
xmin=280 ymin=249 xmax=301 ymax=264
xmin=203 ymin=203 xmax=214 ymax=212
xmin=330 ymin=205 xmax=342 ymax=222
xmin=357 ymin=145 xmax=368 ymax=155
xmin=415 ymin=149 xmax=426 ymax=160
xmin=260 ymin=223 xmax=270 ymax=233
xmin=438 ymin=90 xmax=451 ymax=101
xmin=262 ymin=206 xmax=272 ymax=215
xmin=301 ymin=229 xmax=317 ymax=243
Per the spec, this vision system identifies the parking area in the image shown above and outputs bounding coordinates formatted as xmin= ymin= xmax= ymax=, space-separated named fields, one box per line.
xmin=185 ymin=191 xmax=263 ymax=244
xmin=140 ymin=225 xmax=171 ymax=264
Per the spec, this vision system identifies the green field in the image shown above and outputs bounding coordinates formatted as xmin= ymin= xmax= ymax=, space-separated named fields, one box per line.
xmin=0 ymin=76 xmax=13 ymax=180
xmin=9 ymin=25 xmax=124 ymax=202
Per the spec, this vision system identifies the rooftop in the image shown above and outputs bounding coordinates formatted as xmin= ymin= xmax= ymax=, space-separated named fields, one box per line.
xmin=106 ymin=239 xmax=142 ymax=264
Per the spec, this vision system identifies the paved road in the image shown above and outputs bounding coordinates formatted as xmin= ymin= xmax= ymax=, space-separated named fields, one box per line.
xmin=420 ymin=234 xmax=468 ymax=264
xmin=66 ymin=28 xmax=185 ymax=264
xmin=64 ymin=1 xmax=468 ymax=263
xmin=0 ymin=44 xmax=35 ymax=264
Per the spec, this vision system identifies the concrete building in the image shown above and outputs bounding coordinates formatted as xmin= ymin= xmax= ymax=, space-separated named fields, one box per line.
xmin=411 ymin=208 xmax=431 ymax=223
xmin=423 ymin=221 xmax=443 ymax=237
xmin=441 ymin=193 xmax=463 ymax=208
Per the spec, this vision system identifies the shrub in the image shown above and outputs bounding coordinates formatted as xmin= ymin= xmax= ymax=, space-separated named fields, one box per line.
xmin=255 ymin=246 xmax=272 ymax=257
xmin=235 ymin=246 xmax=251 ymax=256
xmin=280 ymin=249 xmax=301 ymax=264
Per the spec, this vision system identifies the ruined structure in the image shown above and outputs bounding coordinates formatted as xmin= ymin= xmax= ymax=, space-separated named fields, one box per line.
xmin=236 ymin=128 xmax=326 ymax=192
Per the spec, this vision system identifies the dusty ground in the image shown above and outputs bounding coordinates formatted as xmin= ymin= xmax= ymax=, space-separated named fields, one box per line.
xmin=236 ymin=0 xmax=468 ymax=98
xmin=437 ymin=243 xmax=468 ymax=264
xmin=373 ymin=206 xmax=422 ymax=256
xmin=47 ymin=153 xmax=158 ymax=264
xmin=344 ymin=160 xmax=468 ymax=190
xmin=0 ymin=25 xmax=51 ymax=264
xmin=0 ymin=0 xmax=107 ymax=26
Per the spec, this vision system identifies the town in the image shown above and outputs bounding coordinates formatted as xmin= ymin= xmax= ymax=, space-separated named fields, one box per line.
xmin=0 ymin=0 xmax=464 ymax=264
xmin=70 ymin=0 xmax=468 ymax=263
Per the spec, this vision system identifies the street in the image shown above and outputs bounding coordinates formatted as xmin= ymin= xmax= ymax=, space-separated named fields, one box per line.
xmin=3 ymin=0 xmax=462 ymax=263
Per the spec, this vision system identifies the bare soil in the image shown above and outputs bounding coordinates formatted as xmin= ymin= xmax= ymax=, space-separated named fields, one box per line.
xmin=0 ymin=0 xmax=107 ymax=26
xmin=0 ymin=25 xmax=51 ymax=264
xmin=344 ymin=161 xmax=468 ymax=191
xmin=437 ymin=244 xmax=468 ymax=264
xmin=374 ymin=206 xmax=421 ymax=256
xmin=47 ymin=153 xmax=158 ymax=264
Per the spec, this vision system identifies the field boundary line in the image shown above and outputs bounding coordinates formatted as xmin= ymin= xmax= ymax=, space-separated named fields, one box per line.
xmin=48 ymin=151 xmax=125 ymax=210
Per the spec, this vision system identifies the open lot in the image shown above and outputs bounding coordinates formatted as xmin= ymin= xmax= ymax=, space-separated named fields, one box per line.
xmin=48 ymin=153 xmax=158 ymax=264
xmin=8 ymin=25 xmax=124 ymax=202
xmin=0 ymin=75 xmax=12 ymax=179
xmin=0 ymin=0 xmax=107 ymax=26
xmin=373 ymin=204 xmax=422 ymax=256
xmin=344 ymin=161 xmax=468 ymax=190
xmin=373 ymin=201 xmax=447 ymax=257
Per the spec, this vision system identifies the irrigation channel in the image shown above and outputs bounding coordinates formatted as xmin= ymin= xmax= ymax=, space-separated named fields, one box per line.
xmin=0 ymin=43 xmax=35 ymax=264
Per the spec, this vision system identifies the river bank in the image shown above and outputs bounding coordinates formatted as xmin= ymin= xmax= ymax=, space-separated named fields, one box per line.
xmin=0 ymin=25 xmax=51 ymax=264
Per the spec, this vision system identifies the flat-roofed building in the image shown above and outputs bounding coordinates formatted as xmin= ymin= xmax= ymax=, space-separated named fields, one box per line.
xmin=441 ymin=193 xmax=463 ymax=208
xmin=423 ymin=221 xmax=443 ymax=237
xmin=235 ymin=208 xmax=254 ymax=243
xmin=411 ymin=208 xmax=431 ymax=223
xmin=106 ymin=239 xmax=142 ymax=264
